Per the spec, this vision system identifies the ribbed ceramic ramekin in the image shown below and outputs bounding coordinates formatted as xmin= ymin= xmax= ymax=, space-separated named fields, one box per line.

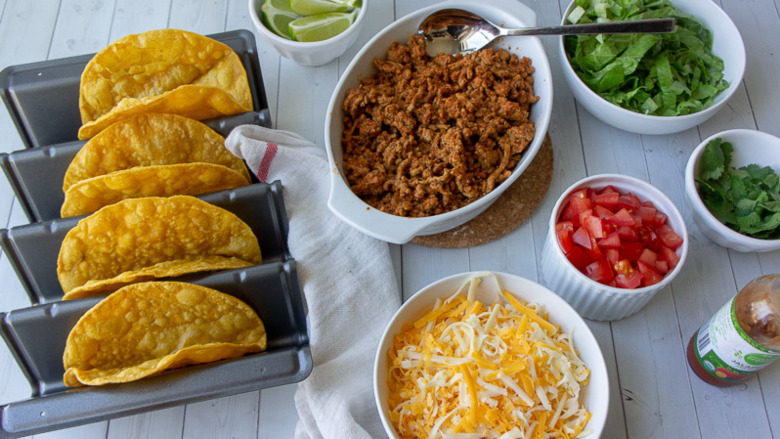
xmin=541 ymin=174 xmax=688 ymax=321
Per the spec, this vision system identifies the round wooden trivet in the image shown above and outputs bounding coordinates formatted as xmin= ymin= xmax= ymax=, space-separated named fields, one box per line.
xmin=411 ymin=134 xmax=554 ymax=248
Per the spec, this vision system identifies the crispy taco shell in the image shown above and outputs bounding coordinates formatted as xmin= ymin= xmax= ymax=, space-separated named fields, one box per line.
xmin=57 ymin=196 xmax=261 ymax=298
xmin=78 ymin=29 xmax=253 ymax=139
xmin=63 ymin=281 xmax=267 ymax=386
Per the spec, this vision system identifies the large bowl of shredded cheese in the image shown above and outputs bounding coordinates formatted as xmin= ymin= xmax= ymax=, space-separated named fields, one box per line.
xmin=374 ymin=271 xmax=609 ymax=439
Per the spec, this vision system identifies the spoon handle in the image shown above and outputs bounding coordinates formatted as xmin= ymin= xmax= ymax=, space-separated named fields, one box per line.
xmin=503 ymin=18 xmax=676 ymax=37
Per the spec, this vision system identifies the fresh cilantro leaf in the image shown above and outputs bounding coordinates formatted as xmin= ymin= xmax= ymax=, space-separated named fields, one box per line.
xmin=699 ymin=138 xmax=731 ymax=180
xmin=696 ymin=137 xmax=780 ymax=239
xmin=763 ymin=200 xmax=780 ymax=211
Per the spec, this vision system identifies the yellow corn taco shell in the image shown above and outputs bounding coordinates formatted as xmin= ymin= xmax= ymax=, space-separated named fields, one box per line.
xmin=64 ymin=113 xmax=252 ymax=191
xmin=61 ymin=163 xmax=249 ymax=217
xmin=57 ymin=196 xmax=262 ymax=299
xmin=62 ymin=256 xmax=255 ymax=301
xmin=63 ymin=281 xmax=267 ymax=387
xmin=78 ymin=29 xmax=253 ymax=140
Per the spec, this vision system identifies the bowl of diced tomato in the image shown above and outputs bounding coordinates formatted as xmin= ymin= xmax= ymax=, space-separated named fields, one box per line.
xmin=541 ymin=174 xmax=688 ymax=321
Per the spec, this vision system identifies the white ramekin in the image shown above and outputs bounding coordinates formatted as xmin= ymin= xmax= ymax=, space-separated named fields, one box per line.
xmin=541 ymin=174 xmax=689 ymax=321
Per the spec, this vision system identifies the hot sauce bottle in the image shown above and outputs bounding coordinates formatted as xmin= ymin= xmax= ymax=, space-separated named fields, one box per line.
xmin=687 ymin=274 xmax=780 ymax=386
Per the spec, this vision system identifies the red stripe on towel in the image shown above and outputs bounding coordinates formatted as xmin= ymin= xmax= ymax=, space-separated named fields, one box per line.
xmin=256 ymin=142 xmax=278 ymax=182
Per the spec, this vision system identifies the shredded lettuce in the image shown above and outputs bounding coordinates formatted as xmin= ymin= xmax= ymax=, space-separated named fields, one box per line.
xmin=564 ymin=0 xmax=729 ymax=116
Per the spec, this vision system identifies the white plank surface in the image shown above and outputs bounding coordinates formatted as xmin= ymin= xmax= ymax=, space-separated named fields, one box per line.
xmin=1 ymin=0 xmax=779 ymax=438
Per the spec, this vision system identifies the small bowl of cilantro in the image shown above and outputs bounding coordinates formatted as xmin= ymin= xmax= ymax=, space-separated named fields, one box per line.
xmin=559 ymin=0 xmax=745 ymax=135
xmin=685 ymin=129 xmax=780 ymax=252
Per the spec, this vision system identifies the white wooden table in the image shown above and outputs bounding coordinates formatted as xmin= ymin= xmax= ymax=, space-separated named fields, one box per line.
xmin=1 ymin=0 xmax=778 ymax=438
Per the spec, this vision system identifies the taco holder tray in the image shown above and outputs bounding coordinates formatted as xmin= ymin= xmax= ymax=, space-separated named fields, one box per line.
xmin=0 ymin=110 xmax=266 ymax=223
xmin=1 ymin=182 xmax=291 ymax=304
xmin=0 ymin=182 xmax=312 ymax=438
xmin=0 ymin=28 xmax=272 ymax=224
xmin=0 ymin=29 xmax=271 ymax=149
xmin=1 ymin=262 xmax=311 ymax=438
xmin=0 ymin=30 xmax=312 ymax=439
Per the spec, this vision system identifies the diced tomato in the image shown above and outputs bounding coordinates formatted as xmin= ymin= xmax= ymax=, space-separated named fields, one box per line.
xmin=638 ymin=261 xmax=664 ymax=286
xmin=660 ymin=244 xmax=680 ymax=269
xmin=637 ymin=226 xmax=657 ymax=247
xmin=555 ymin=221 xmax=574 ymax=254
xmin=631 ymin=213 xmax=643 ymax=227
xmin=617 ymin=225 xmax=639 ymax=241
xmin=638 ymin=248 xmax=658 ymax=267
xmin=613 ymin=259 xmax=643 ymax=288
xmin=593 ymin=191 xmax=619 ymax=209
xmin=585 ymin=259 xmax=614 ymax=283
xmin=638 ymin=205 xmax=657 ymax=225
xmin=566 ymin=246 xmax=592 ymax=271
xmin=607 ymin=208 xmax=636 ymax=227
xmin=560 ymin=202 xmax=576 ymax=224
xmin=613 ymin=259 xmax=633 ymax=275
xmin=557 ymin=220 xmax=574 ymax=234
xmin=583 ymin=215 xmax=605 ymax=239
xmin=585 ymin=235 xmax=604 ymax=261
xmin=569 ymin=191 xmax=592 ymax=218
xmin=657 ymin=224 xmax=684 ymax=250
xmin=556 ymin=185 xmax=684 ymax=290
xmin=605 ymin=248 xmax=620 ymax=266
xmin=616 ymin=271 xmax=643 ymax=289
xmin=571 ymin=226 xmax=592 ymax=250
xmin=655 ymin=211 xmax=668 ymax=226
xmin=620 ymin=241 xmax=644 ymax=261
xmin=616 ymin=193 xmax=640 ymax=211
xmin=598 ymin=232 xmax=621 ymax=248
xmin=570 ymin=188 xmax=589 ymax=198
xmin=578 ymin=209 xmax=594 ymax=229
xmin=598 ymin=185 xmax=619 ymax=195
xmin=593 ymin=204 xmax=614 ymax=220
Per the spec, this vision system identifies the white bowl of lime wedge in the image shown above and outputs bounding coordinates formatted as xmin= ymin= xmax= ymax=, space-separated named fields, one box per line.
xmin=249 ymin=0 xmax=368 ymax=66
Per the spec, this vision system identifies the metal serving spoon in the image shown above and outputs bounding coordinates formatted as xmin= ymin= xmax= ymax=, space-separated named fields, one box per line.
xmin=418 ymin=8 xmax=675 ymax=56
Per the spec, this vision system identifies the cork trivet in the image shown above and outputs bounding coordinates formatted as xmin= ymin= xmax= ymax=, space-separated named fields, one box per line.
xmin=412 ymin=134 xmax=554 ymax=248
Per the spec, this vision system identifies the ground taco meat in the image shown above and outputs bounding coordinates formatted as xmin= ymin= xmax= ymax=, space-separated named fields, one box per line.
xmin=341 ymin=35 xmax=539 ymax=217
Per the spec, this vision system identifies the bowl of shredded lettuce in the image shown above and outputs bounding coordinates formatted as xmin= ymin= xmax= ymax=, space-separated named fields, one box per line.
xmin=559 ymin=0 xmax=745 ymax=135
xmin=685 ymin=129 xmax=780 ymax=252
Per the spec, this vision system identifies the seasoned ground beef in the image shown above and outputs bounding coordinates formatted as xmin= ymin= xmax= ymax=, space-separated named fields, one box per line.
xmin=341 ymin=35 xmax=539 ymax=217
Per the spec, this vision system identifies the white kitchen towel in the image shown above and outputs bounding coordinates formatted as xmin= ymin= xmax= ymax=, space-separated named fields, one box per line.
xmin=225 ymin=125 xmax=400 ymax=439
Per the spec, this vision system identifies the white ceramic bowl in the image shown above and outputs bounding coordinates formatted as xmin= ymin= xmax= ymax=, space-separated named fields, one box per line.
xmin=248 ymin=0 xmax=368 ymax=66
xmin=324 ymin=0 xmax=553 ymax=244
xmin=374 ymin=271 xmax=609 ymax=439
xmin=558 ymin=0 xmax=745 ymax=135
xmin=541 ymin=174 xmax=689 ymax=321
xmin=685 ymin=129 xmax=780 ymax=252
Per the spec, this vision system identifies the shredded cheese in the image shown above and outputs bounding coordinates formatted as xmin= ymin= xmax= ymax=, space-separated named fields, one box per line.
xmin=387 ymin=274 xmax=592 ymax=439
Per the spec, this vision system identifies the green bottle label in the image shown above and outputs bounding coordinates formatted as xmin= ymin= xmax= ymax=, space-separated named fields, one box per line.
xmin=693 ymin=298 xmax=780 ymax=382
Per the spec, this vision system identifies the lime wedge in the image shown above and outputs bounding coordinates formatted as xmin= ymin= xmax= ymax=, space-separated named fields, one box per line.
xmin=288 ymin=11 xmax=356 ymax=42
xmin=265 ymin=0 xmax=295 ymax=12
xmin=330 ymin=0 xmax=360 ymax=7
xmin=261 ymin=0 xmax=300 ymax=39
xmin=290 ymin=0 xmax=353 ymax=16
